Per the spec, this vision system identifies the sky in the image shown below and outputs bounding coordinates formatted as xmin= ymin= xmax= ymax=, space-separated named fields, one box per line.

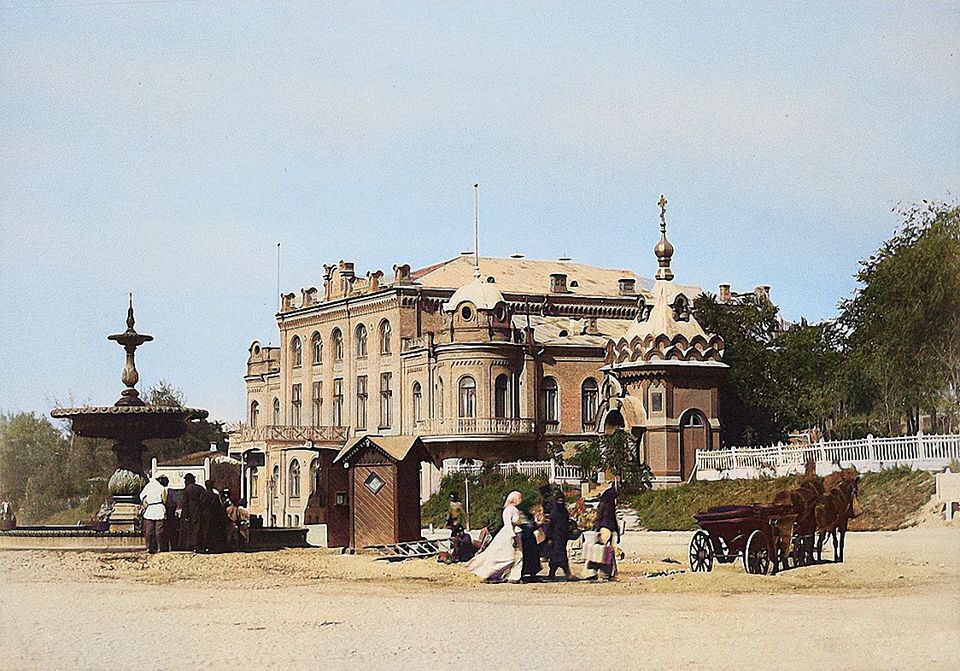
xmin=1 ymin=1 xmax=958 ymax=423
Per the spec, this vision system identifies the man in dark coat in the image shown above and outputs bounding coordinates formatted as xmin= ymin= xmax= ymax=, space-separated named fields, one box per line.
xmin=546 ymin=487 xmax=572 ymax=579
xmin=518 ymin=512 xmax=542 ymax=583
xmin=202 ymin=480 xmax=228 ymax=553
xmin=180 ymin=473 xmax=206 ymax=553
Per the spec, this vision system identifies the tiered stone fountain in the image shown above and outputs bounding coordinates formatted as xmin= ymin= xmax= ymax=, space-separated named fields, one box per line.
xmin=51 ymin=296 xmax=208 ymax=531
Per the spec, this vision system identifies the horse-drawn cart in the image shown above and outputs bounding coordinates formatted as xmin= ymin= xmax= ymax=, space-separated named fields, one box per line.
xmin=688 ymin=504 xmax=796 ymax=575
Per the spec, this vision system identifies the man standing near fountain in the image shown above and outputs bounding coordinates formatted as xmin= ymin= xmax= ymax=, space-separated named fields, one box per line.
xmin=139 ymin=475 xmax=168 ymax=554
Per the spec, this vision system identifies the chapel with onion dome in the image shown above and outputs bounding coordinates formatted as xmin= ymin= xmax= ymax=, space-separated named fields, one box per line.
xmin=597 ymin=195 xmax=727 ymax=483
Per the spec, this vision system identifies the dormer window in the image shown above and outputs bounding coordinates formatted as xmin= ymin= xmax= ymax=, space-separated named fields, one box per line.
xmin=619 ymin=278 xmax=636 ymax=295
xmin=461 ymin=305 xmax=473 ymax=321
xmin=672 ymin=294 xmax=692 ymax=322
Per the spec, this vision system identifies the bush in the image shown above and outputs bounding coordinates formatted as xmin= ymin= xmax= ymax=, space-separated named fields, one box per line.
xmin=422 ymin=472 xmax=549 ymax=532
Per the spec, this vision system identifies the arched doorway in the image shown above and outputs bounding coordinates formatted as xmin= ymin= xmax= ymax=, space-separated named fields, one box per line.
xmin=679 ymin=409 xmax=709 ymax=481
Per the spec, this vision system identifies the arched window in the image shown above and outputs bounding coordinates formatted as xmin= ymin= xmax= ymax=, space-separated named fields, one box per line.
xmin=355 ymin=324 xmax=368 ymax=358
xmin=542 ymin=377 xmax=559 ymax=423
xmin=436 ymin=378 xmax=444 ymax=419
xmin=289 ymin=459 xmax=301 ymax=499
xmin=581 ymin=378 xmax=599 ymax=427
xmin=291 ymin=335 xmax=302 ymax=368
xmin=271 ymin=464 xmax=280 ymax=498
xmin=458 ymin=376 xmax=477 ymax=418
xmin=682 ymin=412 xmax=705 ymax=428
xmin=494 ymin=374 xmax=509 ymax=419
xmin=272 ymin=397 xmax=280 ymax=425
xmin=311 ymin=332 xmax=322 ymax=365
xmin=250 ymin=400 xmax=259 ymax=428
xmin=412 ymin=381 xmax=423 ymax=423
xmin=310 ymin=458 xmax=321 ymax=495
xmin=331 ymin=328 xmax=344 ymax=361
xmin=380 ymin=320 xmax=392 ymax=355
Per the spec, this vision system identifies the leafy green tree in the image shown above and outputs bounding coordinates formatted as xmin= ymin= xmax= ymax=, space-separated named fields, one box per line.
xmin=570 ymin=430 xmax=650 ymax=492
xmin=839 ymin=201 xmax=960 ymax=434
xmin=694 ymin=292 xmax=787 ymax=444
xmin=0 ymin=412 xmax=109 ymax=522
xmin=142 ymin=381 xmax=227 ymax=464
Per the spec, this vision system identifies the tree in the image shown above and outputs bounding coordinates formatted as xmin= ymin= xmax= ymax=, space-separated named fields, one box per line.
xmin=839 ymin=201 xmax=960 ymax=434
xmin=142 ymin=381 xmax=227 ymax=464
xmin=146 ymin=378 xmax=185 ymax=407
xmin=570 ymin=430 xmax=651 ymax=492
xmin=0 ymin=412 xmax=110 ymax=522
xmin=694 ymin=292 xmax=788 ymax=445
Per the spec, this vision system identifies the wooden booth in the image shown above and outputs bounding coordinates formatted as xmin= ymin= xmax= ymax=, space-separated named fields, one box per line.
xmin=333 ymin=435 xmax=435 ymax=548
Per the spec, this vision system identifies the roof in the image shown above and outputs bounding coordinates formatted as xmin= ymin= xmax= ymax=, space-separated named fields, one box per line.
xmin=334 ymin=435 xmax=435 ymax=465
xmin=622 ymin=279 xmax=710 ymax=343
xmin=412 ymin=254 xmax=664 ymax=298
xmin=512 ymin=315 xmax=632 ymax=346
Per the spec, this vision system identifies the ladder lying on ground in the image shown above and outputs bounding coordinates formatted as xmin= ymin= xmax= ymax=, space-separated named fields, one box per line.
xmin=365 ymin=539 xmax=444 ymax=561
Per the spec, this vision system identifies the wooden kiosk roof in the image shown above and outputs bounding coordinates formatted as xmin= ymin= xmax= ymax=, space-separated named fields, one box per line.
xmin=334 ymin=435 xmax=437 ymax=466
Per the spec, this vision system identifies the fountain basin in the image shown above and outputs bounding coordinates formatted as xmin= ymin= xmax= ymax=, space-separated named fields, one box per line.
xmin=51 ymin=405 xmax=208 ymax=441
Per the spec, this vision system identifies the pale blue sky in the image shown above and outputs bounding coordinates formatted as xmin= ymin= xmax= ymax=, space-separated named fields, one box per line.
xmin=1 ymin=1 xmax=958 ymax=422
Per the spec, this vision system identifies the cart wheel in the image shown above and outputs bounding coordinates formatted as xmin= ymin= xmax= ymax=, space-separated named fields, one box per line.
xmin=743 ymin=530 xmax=770 ymax=575
xmin=688 ymin=530 xmax=714 ymax=573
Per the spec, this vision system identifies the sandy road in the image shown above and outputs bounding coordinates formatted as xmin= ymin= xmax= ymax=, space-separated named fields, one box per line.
xmin=1 ymin=527 xmax=958 ymax=670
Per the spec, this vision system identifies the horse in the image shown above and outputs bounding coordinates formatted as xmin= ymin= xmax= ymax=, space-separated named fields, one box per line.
xmin=815 ymin=469 xmax=862 ymax=563
xmin=771 ymin=460 xmax=823 ymax=568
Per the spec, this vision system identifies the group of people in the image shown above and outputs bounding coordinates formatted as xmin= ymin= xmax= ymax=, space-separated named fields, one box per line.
xmin=464 ymin=481 xmax=620 ymax=583
xmin=139 ymin=473 xmax=250 ymax=554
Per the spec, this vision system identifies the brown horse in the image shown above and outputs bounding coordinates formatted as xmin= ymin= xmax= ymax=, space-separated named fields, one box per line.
xmin=771 ymin=460 xmax=823 ymax=568
xmin=815 ymin=469 xmax=862 ymax=562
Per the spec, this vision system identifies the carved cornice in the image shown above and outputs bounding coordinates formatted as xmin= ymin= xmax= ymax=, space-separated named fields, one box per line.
xmin=607 ymin=332 xmax=725 ymax=366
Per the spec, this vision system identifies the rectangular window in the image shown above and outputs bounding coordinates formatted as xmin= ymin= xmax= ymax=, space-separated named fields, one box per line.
xmin=333 ymin=378 xmax=344 ymax=427
xmin=312 ymin=381 xmax=322 ymax=426
xmin=356 ymin=375 xmax=368 ymax=429
xmin=380 ymin=372 xmax=392 ymax=428
xmin=291 ymin=384 xmax=302 ymax=426
xmin=651 ymin=391 xmax=663 ymax=413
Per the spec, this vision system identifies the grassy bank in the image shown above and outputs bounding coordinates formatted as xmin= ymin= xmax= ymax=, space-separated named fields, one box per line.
xmin=627 ymin=466 xmax=935 ymax=532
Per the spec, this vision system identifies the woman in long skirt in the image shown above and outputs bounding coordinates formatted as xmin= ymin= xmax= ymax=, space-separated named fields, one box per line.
xmin=467 ymin=491 xmax=522 ymax=582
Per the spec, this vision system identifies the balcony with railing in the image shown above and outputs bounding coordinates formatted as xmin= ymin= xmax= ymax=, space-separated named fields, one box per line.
xmin=415 ymin=417 xmax=536 ymax=437
xmin=234 ymin=424 xmax=350 ymax=444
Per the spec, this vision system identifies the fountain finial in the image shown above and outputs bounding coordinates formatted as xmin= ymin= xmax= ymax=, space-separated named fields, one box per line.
xmin=108 ymin=294 xmax=154 ymax=406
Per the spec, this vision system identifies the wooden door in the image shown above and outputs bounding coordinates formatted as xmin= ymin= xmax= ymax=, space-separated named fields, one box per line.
xmin=352 ymin=465 xmax=396 ymax=547
xmin=680 ymin=411 xmax=708 ymax=480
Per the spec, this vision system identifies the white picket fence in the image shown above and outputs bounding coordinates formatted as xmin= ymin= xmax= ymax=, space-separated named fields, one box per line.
xmin=443 ymin=459 xmax=589 ymax=484
xmin=696 ymin=432 xmax=960 ymax=480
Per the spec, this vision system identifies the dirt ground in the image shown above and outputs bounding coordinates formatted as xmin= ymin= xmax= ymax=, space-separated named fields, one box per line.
xmin=1 ymin=526 xmax=958 ymax=670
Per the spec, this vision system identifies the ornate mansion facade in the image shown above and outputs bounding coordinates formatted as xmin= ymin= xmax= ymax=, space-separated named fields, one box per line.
xmin=233 ymin=203 xmax=727 ymax=531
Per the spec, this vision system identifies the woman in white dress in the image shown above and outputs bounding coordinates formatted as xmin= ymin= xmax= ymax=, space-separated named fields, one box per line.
xmin=467 ymin=491 xmax=522 ymax=582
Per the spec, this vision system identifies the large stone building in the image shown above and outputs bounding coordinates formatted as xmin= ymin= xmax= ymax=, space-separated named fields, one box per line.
xmin=232 ymin=199 xmax=727 ymax=533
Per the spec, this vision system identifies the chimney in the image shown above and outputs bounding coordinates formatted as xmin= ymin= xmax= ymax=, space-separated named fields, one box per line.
xmin=583 ymin=317 xmax=599 ymax=335
xmin=549 ymin=273 xmax=567 ymax=293
xmin=618 ymin=278 xmax=636 ymax=295
xmin=718 ymin=284 xmax=731 ymax=303
xmin=754 ymin=285 xmax=771 ymax=302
